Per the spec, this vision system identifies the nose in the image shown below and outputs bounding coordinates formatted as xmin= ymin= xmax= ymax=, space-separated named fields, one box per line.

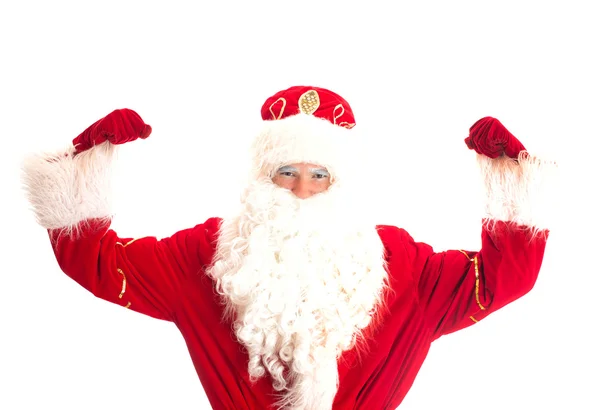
xmin=292 ymin=178 xmax=314 ymax=199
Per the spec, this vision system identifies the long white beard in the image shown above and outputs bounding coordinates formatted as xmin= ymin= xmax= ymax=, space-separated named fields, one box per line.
xmin=207 ymin=179 xmax=389 ymax=409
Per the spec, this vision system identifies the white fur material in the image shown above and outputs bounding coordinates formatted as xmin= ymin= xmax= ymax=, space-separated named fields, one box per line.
xmin=208 ymin=180 xmax=388 ymax=410
xmin=22 ymin=142 xmax=115 ymax=235
xmin=478 ymin=152 xmax=559 ymax=233
xmin=251 ymin=114 xmax=357 ymax=182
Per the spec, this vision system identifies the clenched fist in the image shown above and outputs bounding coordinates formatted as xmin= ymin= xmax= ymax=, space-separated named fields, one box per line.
xmin=464 ymin=117 xmax=526 ymax=159
xmin=72 ymin=108 xmax=152 ymax=154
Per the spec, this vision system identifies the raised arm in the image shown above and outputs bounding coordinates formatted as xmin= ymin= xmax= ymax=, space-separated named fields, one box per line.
xmin=394 ymin=117 xmax=558 ymax=339
xmin=22 ymin=109 xmax=219 ymax=321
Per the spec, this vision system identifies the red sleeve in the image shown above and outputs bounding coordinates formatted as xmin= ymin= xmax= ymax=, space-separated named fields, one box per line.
xmin=401 ymin=221 xmax=548 ymax=338
xmin=48 ymin=217 xmax=220 ymax=321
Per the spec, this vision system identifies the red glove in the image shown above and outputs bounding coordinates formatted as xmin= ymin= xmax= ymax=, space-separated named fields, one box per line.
xmin=464 ymin=116 xmax=526 ymax=159
xmin=72 ymin=109 xmax=152 ymax=154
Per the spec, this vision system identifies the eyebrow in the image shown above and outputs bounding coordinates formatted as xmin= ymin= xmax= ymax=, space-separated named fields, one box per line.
xmin=309 ymin=167 xmax=330 ymax=175
xmin=277 ymin=165 xmax=299 ymax=173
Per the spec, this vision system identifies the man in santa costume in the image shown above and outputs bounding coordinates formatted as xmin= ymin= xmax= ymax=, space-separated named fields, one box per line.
xmin=23 ymin=85 xmax=556 ymax=409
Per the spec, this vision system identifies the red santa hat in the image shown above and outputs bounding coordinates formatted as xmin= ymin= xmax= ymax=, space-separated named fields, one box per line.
xmin=251 ymin=85 xmax=357 ymax=182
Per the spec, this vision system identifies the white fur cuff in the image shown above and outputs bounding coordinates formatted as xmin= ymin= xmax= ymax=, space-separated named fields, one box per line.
xmin=22 ymin=142 xmax=115 ymax=232
xmin=478 ymin=152 xmax=559 ymax=231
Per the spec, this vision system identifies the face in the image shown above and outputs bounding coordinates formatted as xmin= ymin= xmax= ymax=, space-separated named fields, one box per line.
xmin=271 ymin=163 xmax=332 ymax=199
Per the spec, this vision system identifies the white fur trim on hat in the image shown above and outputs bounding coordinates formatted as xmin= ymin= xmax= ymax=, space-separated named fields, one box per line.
xmin=250 ymin=114 xmax=356 ymax=182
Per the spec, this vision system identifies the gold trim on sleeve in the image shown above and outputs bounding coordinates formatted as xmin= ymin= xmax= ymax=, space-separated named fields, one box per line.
xmin=117 ymin=268 xmax=127 ymax=299
xmin=124 ymin=302 xmax=131 ymax=309
xmin=473 ymin=255 xmax=486 ymax=311
xmin=116 ymin=238 xmax=138 ymax=248
xmin=459 ymin=250 xmax=472 ymax=260
xmin=459 ymin=250 xmax=486 ymax=311
xmin=469 ymin=316 xmax=479 ymax=323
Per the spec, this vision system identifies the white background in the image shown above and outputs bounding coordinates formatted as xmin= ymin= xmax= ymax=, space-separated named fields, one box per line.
xmin=1 ymin=1 xmax=599 ymax=409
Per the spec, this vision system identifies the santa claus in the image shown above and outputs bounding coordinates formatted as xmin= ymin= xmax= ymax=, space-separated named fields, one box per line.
xmin=22 ymin=86 xmax=556 ymax=409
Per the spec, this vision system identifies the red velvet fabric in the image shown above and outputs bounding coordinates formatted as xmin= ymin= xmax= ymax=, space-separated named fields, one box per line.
xmin=72 ymin=109 xmax=152 ymax=154
xmin=261 ymin=85 xmax=356 ymax=128
xmin=464 ymin=116 xmax=527 ymax=159
xmin=48 ymin=218 xmax=547 ymax=409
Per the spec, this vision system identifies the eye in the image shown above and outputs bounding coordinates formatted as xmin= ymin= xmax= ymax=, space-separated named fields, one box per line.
xmin=312 ymin=171 xmax=330 ymax=180
xmin=279 ymin=171 xmax=296 ymax=177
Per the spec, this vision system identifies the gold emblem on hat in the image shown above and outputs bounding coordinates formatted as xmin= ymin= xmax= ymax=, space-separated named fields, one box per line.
xmin=269 ymin=97 xmax=287 ymax=120
xmin=333 ymin=103 xmax=356 ymax=129
xmin=298 ymin=90 xmax=320 ymax=115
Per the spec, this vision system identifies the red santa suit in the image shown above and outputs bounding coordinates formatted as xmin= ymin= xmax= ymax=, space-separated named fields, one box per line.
xmin=22 ymin=86 xmax=557 ymax=409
